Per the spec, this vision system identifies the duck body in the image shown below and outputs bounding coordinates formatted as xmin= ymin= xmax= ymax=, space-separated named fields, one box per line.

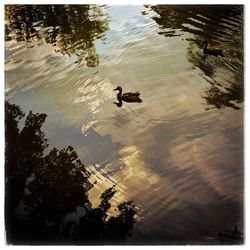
xmin=203 ymin=41 xmax=224 ymax=57
xmin=113 ymin=86 xmax=142 ymax=103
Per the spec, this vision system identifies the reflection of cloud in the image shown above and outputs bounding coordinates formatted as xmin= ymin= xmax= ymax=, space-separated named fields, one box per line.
xmin=170 ymin=133 xmax=243 ymax=201
xmin=125 ymin=107 xmax=243 ymax=242
xmin=5 ymin=4 xmax=244 ymax=243
xmin=88 ymin=145 xmax=160 ymax=219
xmin=117 ymin=146 xmax=159 ymax=187
xmin=83 ymin=122 xmax=243 ymax=243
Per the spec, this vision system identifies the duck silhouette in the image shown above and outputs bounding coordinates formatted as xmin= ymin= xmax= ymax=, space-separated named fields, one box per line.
xmin=113 ymin=86 xmax=142 ymax=107
xmin=203 ymin=41 xmax=224 ymax=57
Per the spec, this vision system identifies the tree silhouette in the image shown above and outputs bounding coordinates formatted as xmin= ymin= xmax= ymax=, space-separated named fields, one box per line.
xmin=5 ymin=101 xmax=136 ymax=244
xmin=147 ymin=5 xmax=244 ymax=110
xmin=5 ymin=5 xmax=109 ymax=67
xmin=202 ymin=84 xmax=242 ymax=110
xmin=147 ymin=5 xmax=243 ymax=40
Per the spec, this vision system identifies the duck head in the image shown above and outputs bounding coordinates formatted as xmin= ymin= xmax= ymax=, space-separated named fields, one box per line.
xmin=113 ymin=86 xmax=122 ymax=92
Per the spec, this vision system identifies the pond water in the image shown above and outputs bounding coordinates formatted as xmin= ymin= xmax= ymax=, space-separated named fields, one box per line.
xmin=5 ymin=5 xmax=244 ymax=244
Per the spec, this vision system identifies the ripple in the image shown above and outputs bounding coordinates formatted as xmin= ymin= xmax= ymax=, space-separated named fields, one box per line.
xmin=5 ymin=4 xmax=244 ymax=244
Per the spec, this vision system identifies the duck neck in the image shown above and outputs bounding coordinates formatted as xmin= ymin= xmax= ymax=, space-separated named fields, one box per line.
xmin=117 ymin=89 xmax=122 ymax=99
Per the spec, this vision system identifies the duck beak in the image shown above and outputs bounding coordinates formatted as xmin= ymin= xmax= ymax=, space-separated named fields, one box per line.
xmin=113 ymin=87 xmax=118 ymax=91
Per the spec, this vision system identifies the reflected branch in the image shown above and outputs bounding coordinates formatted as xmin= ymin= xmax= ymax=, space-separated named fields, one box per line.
xmin=147 ymin=5 xmax=243 ymax=110
xmin=5 ymin=5 xmax=109 ymax=67
xmin=5 ymin=101 xmax=137 ymax=244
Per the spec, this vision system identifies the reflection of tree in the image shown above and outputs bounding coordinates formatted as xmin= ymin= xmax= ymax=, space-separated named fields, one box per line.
xmin=5 ymin=101 xmax=136 ymax=244
xmin=202 ymin=85 xmax=241 ymax=110
xmin=147 ymin=5 xmax=243 ymax=41
xmin=187 ymin=41 xmax=216 ymax=78
xmin=218 ymin=225 xmax=243 ymax=244
xmin=147 ymin=5 xmax=243 ymax=110
xmin=5 ymin=5 xmax=109 ymax=67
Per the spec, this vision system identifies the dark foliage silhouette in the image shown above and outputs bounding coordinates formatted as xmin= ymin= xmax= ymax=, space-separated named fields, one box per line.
xmin=202 ymin=85 xmax=241 ymax=110
xmin=5 ymin=5 xmax=109 ymax=67
xmin=147 ymin=5 xmax=243 ymax=40
xmin=5 ymin=101 xmax=136 ymax=244
xmin=218 ymin=225 xmax=243 ymax=244
xmin=148 ymin=5 xmax=243 ymax=110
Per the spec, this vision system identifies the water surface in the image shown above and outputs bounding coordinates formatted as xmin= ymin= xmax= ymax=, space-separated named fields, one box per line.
xmin=5 ymin=5 xmax=244 ymax=244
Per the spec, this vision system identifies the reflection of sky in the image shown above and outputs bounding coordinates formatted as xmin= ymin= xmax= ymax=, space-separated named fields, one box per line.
xmin=5 ymin=5 xmax=244 ymax=243
xmin=105 ymin=5 xmax=147 ymax=29
xmin=94 ymin=5 xmax=147 ymax=55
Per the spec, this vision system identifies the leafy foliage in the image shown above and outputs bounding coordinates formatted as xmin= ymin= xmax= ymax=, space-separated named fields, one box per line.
xmin=148 ymin=5 xmax=243 ymax=110
xmin=5 ymin=101 xmax=136 ymax=244
xmin=5 ymin=5 xmax=109 ymax=67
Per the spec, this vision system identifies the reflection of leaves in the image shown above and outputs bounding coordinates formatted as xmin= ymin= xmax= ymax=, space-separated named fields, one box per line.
xmin=186 ymin=41 xmax=216 ymax=78
xmin=149 ymin=6 xmax=187 ymax=37
xmin=5 ymin=101 xmax=136 ymax=244
xmin=202 ymin=85 xmax=241 ymax=110
xmin=98 ymin=185 xmax=117 ymax=215
xmin=5 ymin=5 xmax=109 ymax=67
xmin=187 ymin=40 xmax=243 ymax=110
xmin=147 ymin=5 xmax=243 ymax=41
xmin=218 ymin=225 xmax=243 ymax=245
xmin=105 ymin=201 xmax=136 ymax=243
xmin=148 ymin=5 xmax=244 ymax=110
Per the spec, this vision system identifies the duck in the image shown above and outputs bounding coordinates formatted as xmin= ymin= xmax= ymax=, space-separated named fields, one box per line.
xmin=203 ymin=41 xmax=224 ymax=57
xmin=113 ymin=86 xmax=142 ymax=103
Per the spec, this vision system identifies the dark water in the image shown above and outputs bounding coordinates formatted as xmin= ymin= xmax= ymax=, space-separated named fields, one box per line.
xmin=5 ymin=5 xmax=244 ymax=244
